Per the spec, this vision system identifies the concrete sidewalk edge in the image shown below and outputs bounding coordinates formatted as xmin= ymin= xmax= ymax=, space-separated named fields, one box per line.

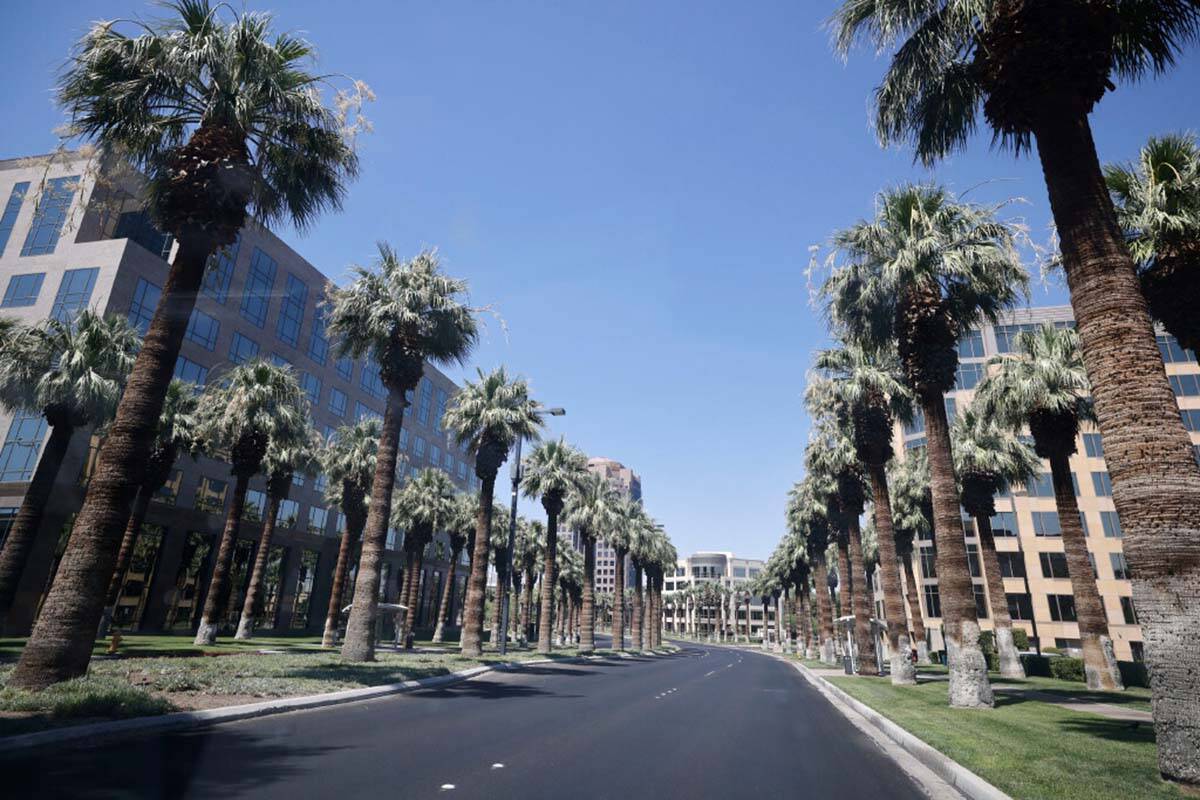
xmin=1 ymin=647 xmax=674 ymax=757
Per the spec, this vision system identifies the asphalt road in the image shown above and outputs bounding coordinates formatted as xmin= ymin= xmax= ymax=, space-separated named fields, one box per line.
xmin=3 ymin=641 xmax=927 ymax=799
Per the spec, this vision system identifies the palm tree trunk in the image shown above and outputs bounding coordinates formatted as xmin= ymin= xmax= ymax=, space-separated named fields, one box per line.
xmin=234 ymin=494 xmax=281 ymax=640
xmin=555 ymin=593 xmax=566 ymax=646
xmin=1048 ymin=452 xmax=1123 ymax=690
xmin=489 ymin=546 xmax=507 ymax=646
xmin=342 ymin=388 xmax=406 ymax=662
xmin=813 ymin=559 xmax=836 ymax=664
xmin=460 ymin=473 xmax=497 ymax=657
xmin=322 ymin=504 xmax=364 ymax=648
xmin=579 ymin=537 xmax=596 ymax=653
xmin=100 ymin=483 xmax=154 ymax=638
xmin=847 ymin=518 xmax=878 ymax=674
xmin=836 ymin=536 xmax=852 ymax=622
xmin=902 ymin=550 xmax=931 ymax=665
xmin=923 ymin=394 xmax=992 ymax=707
xmin=537 ymin=510 xmax=560 ymax=654
xmin=1034 ymin=111 xmax=1200 ymax=781
xmin=0 ymin=421 xmax=74 ymax=634
xmin=432 ymin=544 xmax=462 ymax=644
xmin=612 ymin=546 xmax=626 ymax=651
xmin=868 ymin=465 xmax=917 ymax=684
xmin=402 ymin=551 xmax=424 ymax=647
xmin=518 ymin=568 xmax=533 ymax=644
xmin=775 ymin=595 xmax=784 ymax=651
xmin=194 ymin=471 xmax=252 ymax=645
xmin=11 ymin=236 xmax=215 ymax=689
xmin=631 ymin=564 xmax=644 ymax=651
xmin=975 ymin=514 xmax=1024 ymax=678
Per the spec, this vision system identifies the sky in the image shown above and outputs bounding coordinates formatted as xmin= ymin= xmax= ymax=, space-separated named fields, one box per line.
xmin=2 ymin=1 xmax=1198 ymax=561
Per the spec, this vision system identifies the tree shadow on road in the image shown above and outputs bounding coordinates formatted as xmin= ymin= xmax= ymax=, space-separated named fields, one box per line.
xmin=410 ymin=680 xmax=581 ymax=701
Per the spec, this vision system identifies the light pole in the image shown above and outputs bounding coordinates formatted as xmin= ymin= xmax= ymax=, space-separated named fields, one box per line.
xmin=498 ymin=407 xmax=565 ymax=655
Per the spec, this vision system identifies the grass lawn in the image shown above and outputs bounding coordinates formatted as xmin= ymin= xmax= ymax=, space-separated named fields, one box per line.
xmin=0 ymin=634 xmax=326 ymax=661
xmin=0 ymin=636 xmax=620 ymax=738
xmin=826 ymin=675 xmax=1181 ymax=800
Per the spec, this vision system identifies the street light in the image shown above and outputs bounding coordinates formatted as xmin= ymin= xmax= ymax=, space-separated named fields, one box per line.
xmin=498 ymin=406 xmax=565 ymax=655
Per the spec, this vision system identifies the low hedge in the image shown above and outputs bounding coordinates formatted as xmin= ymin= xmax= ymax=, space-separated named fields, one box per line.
xmin=1011 ymin=628 xmax=1030 ymax=651
xmin=1118 ymin=660 xmax=1151 ymax=689
xmin=1049 ymin=656 xmax=1086 ymax=683
xmin=1020 ymin=653 xmax=1052 ymax=677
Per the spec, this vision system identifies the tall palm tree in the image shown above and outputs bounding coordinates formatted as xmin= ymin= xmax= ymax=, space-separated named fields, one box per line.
xmin=822 ymin=184 xmax=1026 ymax=707
xmin=627 ymin=504 xmax=656 ymax=652
xmin=391 ymin=468 xmax=457 ymax=647
xmin=328 ymin=246 xmax=478 ymax=662
xmin=319 ymin=418 xmax=380 ymax=648
xmin=832 ymin=4 xmax=1200 ymax=776
xmin=606 ymin=496 xmax=638 ymax=651
xmin=0 ymin=311 xmax=140 ymax=633
xmin=443 ymin=367 xmax=543 ymax=657
xmin=951 ymin=407 xmax=1041 ymax=678
xmin=810 ymin=341 xmax=918 ymax=684
xmin=513 ymin=518 xmax=543 ymax=645
xmin=1107 ymin=132 xmax=1200 ymax=357
xmin=432 ymin=492 xmax=475 ymax=644
xmin=12 ymin=2 xmax=361 ymax=689
xmin=789 ymin=479 xmax=838 ymax=663
xmin=235 ymin=427 xmax=320 ymax=640
xmin=555 ymin=535 xmax=584 ymax=646
xmin=976 ymin=324 xmax=1125 ymax=690
xmin=192 ymin=360 xmax=308 ymax=645
xmin=562 ymin=473 xmax=618 ymax=654
xmin=889 ymin=450 xmax=935 ymax=666
xmin=486 ymin=504 xmax=513 ymax=645
xmin=520 ymin=438 xmax=588 ymax=654
xmin=101 ymin=379 xmax=200 ymax=636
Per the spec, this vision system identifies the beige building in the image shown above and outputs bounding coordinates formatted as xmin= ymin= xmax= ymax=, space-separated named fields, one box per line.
xmin=886 ymin=305 xmax=1199 ymax=662
xmin=582 ymin=456 xmax=641 ymax=594
xmin=663 ymin=551 xmax=778 ymax=640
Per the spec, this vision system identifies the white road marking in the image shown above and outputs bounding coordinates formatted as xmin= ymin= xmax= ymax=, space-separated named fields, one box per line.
xmin=491 ymin=763 xmax=504 ymax=769
xmin=704 ymin=670 xmax=716 ymax=677
xmin=440 ymin=785 xmax=455 ymax=791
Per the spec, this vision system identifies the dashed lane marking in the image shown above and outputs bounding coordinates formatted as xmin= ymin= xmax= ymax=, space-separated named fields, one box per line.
xmin=491 ymin=763 xmax=504 ymax=770
xmin=440 ymin=785 xmax=455 ymax=791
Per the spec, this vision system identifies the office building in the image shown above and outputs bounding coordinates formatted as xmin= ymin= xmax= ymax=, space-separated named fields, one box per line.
xmin=662 ymin=551 xmax=777 ymax=639
xmin=583 ymin=456 xmax=641 ymax=594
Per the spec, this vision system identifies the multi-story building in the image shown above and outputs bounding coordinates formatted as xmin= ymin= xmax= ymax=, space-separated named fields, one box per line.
xmin=0 ymin=152 xmax=479 ymax=637
xmin=887 ymin=305 xmax=1199 ymax=662
xmin=582 ymin=456 xmax=641 ymax=593
xmin=662 ymin=551 xmax=777 ymax=639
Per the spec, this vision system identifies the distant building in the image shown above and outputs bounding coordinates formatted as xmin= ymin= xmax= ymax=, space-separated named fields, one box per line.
xmin=662 ymin=551 xmax=777 ymax=640
xmin=578 ymin=456 xmax=641 ymax=593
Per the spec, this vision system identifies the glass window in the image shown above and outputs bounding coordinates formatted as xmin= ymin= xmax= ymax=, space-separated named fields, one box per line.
xmin=418 ymin=378 xmax=432 ymax=425
xmin=1032 ymin=511 xmax=1061 ymax=536
xmin=313 ymin=472 xmax=327 ymax=494
xmin=113 ymin=210 xmax=173 ymax=259
xmin=173 ymin=355 xmax=208 ymax=386
xmin=240 ymin=247 xmax=277 ymax=327
xmin=21 ymin=175 xmax=78 ymax=256
xmin=918 ymin=546 xmax=937 ymax=578
xmin=355 ymin=401 xmax=380 ymax=422
xmin=431 ymin=444 xmax=441 ymax=466
xmin=1100 ymin=511 xmax=1123 ymax=539
xmin=966 ymin=543 xmax=982 ymax=578
xmin=444 ymin=451 xmax=454 ymax=470
xmin=400 ymin=429 xmax=409 ymax=451
xmin=1026 ymin=473 xmax=1054 ymax=497
xmin=922 ymin=584 xmax=942 ymax=618
xmin=276 ymin=498 xmax=300 ymax=528
xmin=458 ymin=461 xmax=468 ymax=479
xmin=271 ymin=353 xmax=292 ymax=369
xmin=995 ymin=323 xmax=1042 ymax=354
xmin=291 ymin=549 xmax=320 ymax=628
xmin=958 ymin=329 xmax=985 ymax=359
xmin=50 ymin=267 xmax=99 ymax=322
xmin=299 ymin=372 xmax=321 ymax=405
xmin=2 ymin=272 xmax=45 ymax=308
xmin=1170 ymin=373 xmax=1200 ymax=397
xmin=154 ymin=470 xmax=183 ymax=505
xmin=307 ymin=305 xmax=329 ymax=365
xmin=1006 ymin=593 xmax=1033 ymax=621
xmin=998 ymin=552 xmax=1025 ymax=578
xmin=307 ymin=505 xmax=328 ymax=536
xmin=990 ymin=511 xmax=1018 ymax=537
xmin=413 ymin=436 xmax=426 ymax=458
xmin=202 ymin=234 xmax=240 ymax=303
xmin=0 ymin=411 xmax=48 ymax=481
xmin=1110 ymin=552 xmax=1131 ymax=580
xmin=904 ymin=438 xmax=926 ymax=453
xmin=184 ymin=308 xmax=220 ymax=351
xmin=1079 ymin=512 xmax=1091 ymax=536
xmin=1180 ymin=408 xmax=1200 ymax=432
xmin=1091 ymin=471 xmax=1113 ymax=496
xmin=1120 ymin=596 xmax=1138 ymax=625
xmin=275 ymin=273 xmax=307 ymax=346
xmin=335 ymin=356 xmax=353 ymax=381
xmin=973 ymin=584 xmax=989 ymax=619
xmin=1039 ymin=551 xmax=1070 ymax=579
xmin=903 ymin=409 xmax=925 ymax=436
xmin=0 ymin=181 xmax=30 ymax=257
xmin=944 ymin=396 xmax=957 ymax=423
xmin=329 ymin=388 xmax=348 ymax=417
xmin=1083 ymin=432 xmax=1104 ymax=458
xmin=194 ymin=476 xmax=228 ymax=514
xmin=1158 ymin=334 xmax=1196 ymax=365
xmin=127 ymin=277 xmax=161 ymax=333
xmin=435 ymin=388 xmax=448 ymax=429
xmin=229 ymin=331 xmax=260 ymax=364
xmin=165 ymin=531 xmax=213 ymax=630
xmin=360 ymin=359 xmax=386 ymax=399
xmin=1047 ymin=594 xmax=1077 ymax=622
xmin=244 ymin=489 xmax=267 ymax=523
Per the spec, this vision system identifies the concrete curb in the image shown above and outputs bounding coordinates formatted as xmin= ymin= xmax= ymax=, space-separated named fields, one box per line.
xmin=791 ymin=663 xmax=1012 ymax=800
xmin=1 ymin=648 xmax=672 ymax=758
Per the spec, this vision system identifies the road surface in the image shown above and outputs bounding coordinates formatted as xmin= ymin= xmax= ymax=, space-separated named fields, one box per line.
xmin=3 ymin=641 xmax=927 ymax=799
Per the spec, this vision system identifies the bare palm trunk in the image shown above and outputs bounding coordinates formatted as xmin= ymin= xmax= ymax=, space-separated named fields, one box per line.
xmin=518 ymin=568 xmax=533 ymax=644
xmin=99 ymin=482 xmax=153 ymax=638
xmin=536 ymin=506 xmax=561 ymax=654
xmin=1048 ymin=452 xmax=1123 ymax=690
xmin=12 ymin=235 xmax=218 ymax=689
xmin=234 ymin=493 xmax=282 ymax=640
xmin=868 ymin=465 xmax=916 ymax=683
xmin=555 ymin=593 xmax=566 ymax=646
xmin=489 ymin=546 xmax=507 ymax=646
xmin=1034 ymin=111 xmax=1200 ymax=781
xmin=847 ymin=518 xmax=878 ymax=674
xmin=460 ymin=472 xmax=498 ymax=657
xmin=836 ymin=537 xmax=852 ymax=623
xmin=630 ymin=565 xmax=644 ymax=651
xmin=902 ymin=549 xmax=931 ymax=665
xmin=579 ymin=537 xmax=596 ymax=653
xmin=432 ymin=544 xmax=463 ymax=644
xmin=0 ymin=422 xmax=74 ymax=634
xmin=194 ymin=471 xmax=252 ymax=645
xmin=402 ymin=552 xmax=424 ymax=647
xmin=612 ymin=546 xmax=626 ymax=651
xmin=975 ymin=514 xmax=1024 ymax=678
xmin=322 ymin=500 xmax=364 ymax=648
xmin=342 ymin=388 xmax=406 ymax=662
xmin=924 ymin=395 xmax=992 ymax=707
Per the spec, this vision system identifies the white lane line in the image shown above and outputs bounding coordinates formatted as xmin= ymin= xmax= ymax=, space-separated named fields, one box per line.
xmin=440 ymin=785 xmax=455 ymax=791
xmin=704 ymin=670 xmax=716 ymax=677
xmin=491 ymin=763 xmax=504 ymax=769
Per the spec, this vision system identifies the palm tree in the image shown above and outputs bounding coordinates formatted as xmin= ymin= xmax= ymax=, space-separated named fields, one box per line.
xmin=889 ymin=450 xmax=935 ymax=666
xmin=810 ymin=341 xmax=918 ymax=684
xmin=832 ymin=4 xmax=1200 ymax=776
xmin=12 ymin=2 xmax=361 ymax=689
xmin=485 ymin=503 xmax=513 ymax=645
xmin=822 ymin=184 xmax=1026 ymax=707
xmin=443 ymin=367 xmax=543 ymax=657
xmin=627 ymin=504 xmax=656 ymax=652
xmin=192 ymin=360 xmax=308 ymax=645
xmin=513 ymin=518 xmax=543 ymax=645
xmin=391 ymin=468 xmax=457 ymax=647
xmin=951 ymin=407 xmax=1041 ymax=678
xmin=432 ymin=492 xmax=475 ymax=644
xmin=789 ymin=479 xmax=838 ymax=663
xmin=1107 ymin=132 xmax=1200 ymax=357
xmin=519 ymin=438 xmax=588 ymax=654
xmin=319 ymin=418 xmax=380 ymax=648
xmin=555 ymin=535 xmax=584 ymax=646
xmin=562 ymin=473 xmax=618 ymax=654
xmin=606 ymin=496 xmax=638 ymax=651
xmin=976 ymin=324 xmax=1125 ymax=690
xmin=101 ymin=379 xmax=200 ymax=636
xmin=235 ymin=427 xmax=320 ymax=640
xmin=328 ymin=246 xmax=478 ymax=662
xmin=0 ymin=311 xmax=139 ymax=633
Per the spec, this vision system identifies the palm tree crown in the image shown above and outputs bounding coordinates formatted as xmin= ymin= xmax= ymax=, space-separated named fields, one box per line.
xmin=810 ymin=340 xmax=912 ymax=465
xmin=521 ymin=438 xmax=590 ymax=513
xmin=563 ymin=472 xmax=619 ymax=543
xmin=198 ymin=359 xmax=310 ymax=475
xmin=391 ymin=468 xmax=457 ymax=539
xmin=951 ymin=406 xmax=1041 ymax=517
xmin=321 ymin=417 xmax=381 ymax=514
xmin=444 ymin=366 xmax=544 ymax=479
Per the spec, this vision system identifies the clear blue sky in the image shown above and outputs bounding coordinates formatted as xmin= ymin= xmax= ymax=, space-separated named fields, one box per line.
xmin=2 ymin=2 xmax=1197 ymax=560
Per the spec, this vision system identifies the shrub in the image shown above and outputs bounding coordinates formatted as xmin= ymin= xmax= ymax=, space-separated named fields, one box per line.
xmin=1020 ymin=653 xmax=1052 ymax=677
xmin=977 ymin=631 xmax=996 ymax=656
xmin=1011 ymin=628 xmax=1030 ymax=651
xmin=1042 ymin=646 xmax=1062 ymax=656
xmin=1049 ymin=656 xmax=1086 ymax=683
xmin=1118 ymin=660 xmax=1151 ymax=689
xmin=986 ymin=653 xmax=999 ymax=672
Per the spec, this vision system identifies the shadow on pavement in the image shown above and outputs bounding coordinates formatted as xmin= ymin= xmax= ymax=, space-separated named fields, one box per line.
xmin=410 ymin=679 xmax=580 ymax=701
